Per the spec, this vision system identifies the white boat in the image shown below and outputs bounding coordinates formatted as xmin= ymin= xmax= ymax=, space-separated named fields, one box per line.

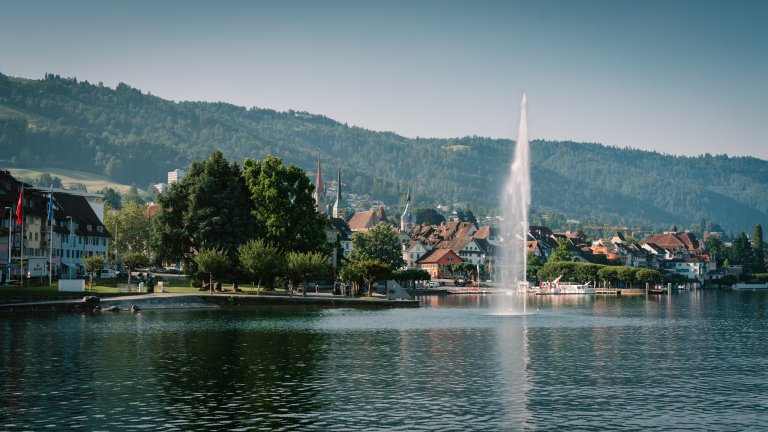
xmin=537 ymin=276 xmax=595 ymax=295
xmin=731 ymin=283 xmax=768 ymax=290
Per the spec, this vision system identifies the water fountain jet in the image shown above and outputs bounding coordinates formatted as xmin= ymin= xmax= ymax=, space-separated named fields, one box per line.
xmin=491 ymin=94 xmax=532 ymax=316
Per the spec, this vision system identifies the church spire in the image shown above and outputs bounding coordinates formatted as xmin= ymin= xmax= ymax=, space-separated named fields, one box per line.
xmin=332 ymin=168 xmax=345 ymax=220
xmin=400 ymin=186 xmax=414 ymax=232
xmin=313 ymin=154 xmax=325 ymax=213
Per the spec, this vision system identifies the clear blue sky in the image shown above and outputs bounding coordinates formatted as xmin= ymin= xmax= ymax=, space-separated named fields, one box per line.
xmin=2 ymin=0 xmax=767 ymax=159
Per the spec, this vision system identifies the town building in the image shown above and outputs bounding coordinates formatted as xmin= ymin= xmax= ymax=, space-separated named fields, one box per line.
xmin=0 ymin=171 xmax=111 ymax=281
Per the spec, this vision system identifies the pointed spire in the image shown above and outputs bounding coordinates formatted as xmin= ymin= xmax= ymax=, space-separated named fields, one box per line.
xmin=333 ymin=168 xmax=345 ymax=219
xmin=314 ymin=153 xmax=325 ymax=213
xmin=401 ymin=185 xmax=414 ymax=233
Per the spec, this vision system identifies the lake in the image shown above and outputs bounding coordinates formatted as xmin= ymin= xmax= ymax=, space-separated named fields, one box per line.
xmin=1 ymin=290 xmax=767 ymax=431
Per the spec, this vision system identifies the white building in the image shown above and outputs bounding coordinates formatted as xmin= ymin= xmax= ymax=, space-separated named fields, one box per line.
xmin=167 ymin=169 xmax=186 ymax=185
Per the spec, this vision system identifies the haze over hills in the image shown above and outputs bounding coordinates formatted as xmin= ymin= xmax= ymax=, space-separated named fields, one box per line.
xmin=1 ymin=72 xmax=767 ymax=235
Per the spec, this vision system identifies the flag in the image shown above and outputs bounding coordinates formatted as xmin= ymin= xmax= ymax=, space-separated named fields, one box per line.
xmin=47 ymin=187 xmax=53 ymax=222
xmin=16 ymin=185 xmax=23 ymax=225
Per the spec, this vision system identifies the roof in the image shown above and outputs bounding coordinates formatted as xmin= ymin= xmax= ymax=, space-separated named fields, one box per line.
xmin=435 ymin=237 xmax=474 ymax=253
xmin=403 ymin=240 xmax=429 ymax=252
xmin=416 ymin=248 xmax=463 ymax=264
xmin=53 ymin=192 xmax=111 ymax=238
xmin=347 ymin=210 xmax=378 ymax=231
xmin=644 ymin=232 xmax=699 ymax=251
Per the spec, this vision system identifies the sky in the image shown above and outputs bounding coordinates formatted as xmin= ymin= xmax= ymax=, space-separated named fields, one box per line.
xmin=2 ymin=0 xmax=767 ymax=159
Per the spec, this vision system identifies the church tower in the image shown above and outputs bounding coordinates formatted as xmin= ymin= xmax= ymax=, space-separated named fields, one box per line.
xmin=313 ymin=155 xmax=326 ymax=213
xmin=400 ymin=186 xmax=415 ymax=232
xmin=332 ymin=169 xmax=347 ymax=220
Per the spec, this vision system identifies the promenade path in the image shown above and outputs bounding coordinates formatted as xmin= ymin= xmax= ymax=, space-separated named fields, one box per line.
xmin=0 ymin=291 xmax=419 ymax=313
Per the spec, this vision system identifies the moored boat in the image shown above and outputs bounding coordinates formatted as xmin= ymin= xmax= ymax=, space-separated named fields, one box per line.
xmin=536 ymin=276 xmax=595 ymax=295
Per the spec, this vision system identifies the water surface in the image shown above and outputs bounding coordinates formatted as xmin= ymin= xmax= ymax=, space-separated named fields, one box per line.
xmin=1 ymin=291 xmax=767 ymax=431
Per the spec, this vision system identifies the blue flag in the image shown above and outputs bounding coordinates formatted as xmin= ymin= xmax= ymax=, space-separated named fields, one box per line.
xmin=47 ymin=187 xmax=53 ymax=222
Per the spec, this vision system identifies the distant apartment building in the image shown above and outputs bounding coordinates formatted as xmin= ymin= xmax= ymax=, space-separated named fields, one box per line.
xmin=167 ymin=169 xmax=185 ymax=185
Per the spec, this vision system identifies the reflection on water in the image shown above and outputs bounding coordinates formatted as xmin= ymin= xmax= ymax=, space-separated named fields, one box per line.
xmin=1 ymin=291 xmax=768 ymax=431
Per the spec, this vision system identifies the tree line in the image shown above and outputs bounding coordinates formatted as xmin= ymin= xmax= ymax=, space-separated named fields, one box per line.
xmin=2 ymin=72 xmax=767 ymax=234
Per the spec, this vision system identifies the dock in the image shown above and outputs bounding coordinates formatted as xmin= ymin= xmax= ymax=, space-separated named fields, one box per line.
xmin=595 ymin=289 xmax=621 ymax=295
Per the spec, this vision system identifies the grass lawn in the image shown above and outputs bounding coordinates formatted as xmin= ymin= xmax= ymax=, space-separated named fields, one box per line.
xmin=0 ymin=277 xmax=293 ymax=299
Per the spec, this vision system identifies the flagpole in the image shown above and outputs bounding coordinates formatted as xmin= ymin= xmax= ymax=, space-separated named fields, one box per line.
xmin=48 ymin=187 xmax=54 ymax=287
xmin=19 ymin=213 xmax=24 ymax=286
xmin=17 ymin=185 xmax=24 ymax=286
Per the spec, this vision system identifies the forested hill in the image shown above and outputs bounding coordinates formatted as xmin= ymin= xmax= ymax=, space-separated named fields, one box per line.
xmin=1 ymin=72 xmax=767 ymax=233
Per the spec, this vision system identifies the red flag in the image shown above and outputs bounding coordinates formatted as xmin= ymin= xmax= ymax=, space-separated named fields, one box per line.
xmin=16 ymin=185 xmax=23 ymax=225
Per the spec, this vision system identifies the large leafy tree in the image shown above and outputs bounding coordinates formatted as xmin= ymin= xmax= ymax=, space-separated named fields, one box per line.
xmin=753 ymin=224 xmax=765 ymax=273
xmin=238 ymin=238 xmax=285 ymax=289
xmin=285 ymin=251 xmax=329 ymax=295
xmin=122 ymin=251 xmax=148 ymax=284
xmin=104 ymin=200 xmax=151 ymax=265
xmin=243 ymin=155 xmax=329 ymax=254
xmin=344 ymin=260 xmax=392 ymax=297
xmin=349 ymin=222 xmax=406 ymax=269
xmin=154 ymin=150 xmax=255 ymax=267
xmin=83 ymin=255 xmax=105 ymax=289
xmin=194 ymin=248 xmax=231 ymax=293
xmin=636 ymin=269 xmax=661 ymax=287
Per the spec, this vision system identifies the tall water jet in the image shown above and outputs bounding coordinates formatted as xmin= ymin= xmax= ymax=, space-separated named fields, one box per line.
xmin=495 ymin=94 xmax=531 ymax=313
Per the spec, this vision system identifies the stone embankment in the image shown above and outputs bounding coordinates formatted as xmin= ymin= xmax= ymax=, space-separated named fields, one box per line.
xmin=0 ymin=292 xmax=420 ymax=314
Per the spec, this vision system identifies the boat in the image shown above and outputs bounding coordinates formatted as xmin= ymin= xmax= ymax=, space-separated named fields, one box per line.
xmin=445 ymin=287 xmax=504 ymax=295
xmin=731 ymin=283 xmax=768 ymax=290
xmin=536 ymin=276 xmax=595 ymax=295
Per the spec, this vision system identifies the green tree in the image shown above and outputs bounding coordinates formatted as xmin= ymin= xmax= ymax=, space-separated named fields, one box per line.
xmin=69 ymin=182 xmax=87 ymax=191
xmin=32 ymin=173 xmax=63 ymax=188
xmin=339 ymin=261 xmax=366 ymax=296
xmin=526 ymin=252 xmax=543 ymax=282
xmin=194 ymin=248 xmax=231 ymax=293
xmin=704 ymin=235 xmax=727 ymax=264
xmin=753 ymin=224 xmax=765 ymax=273
xmin=730 ymin=231 xmax=753 ymax=274
xmin=285 ymin=251 xmax=329 ymax=295
xmin=243 ymin=155 xmax=328 ymax=254
xmin=357 ymin=260 xmax=392 ymax=297
xmin=597 ymin=266 xmax=620 ymax=288
xmin=122 ymin=251 xmax=148 ymax=284
xmin=392 ymin=268 xmax=430 ymax=288
xmin=414 ymin=208 xmax=445 ymax=226
xmin=349 ymin=222 xmax=406 ymax=269
xmin=548 ymin=238 xmax=574 ymax=263
xmin=238 ymin=239 xmax=285 ymax=290
xmin=99 ymin=187 xmax=122 ymax=210
xmin=83 ymin=255 xmax=105 ymax=289
xmin=155 ymin=150 xmax=255 ymax=269
xmin=636 ymin=269 xmax=662 ymax=288
xmin=104 ymin=200 xmax=151 ymax=266
xmin=617 ymin=266 xmax=638 ymax=288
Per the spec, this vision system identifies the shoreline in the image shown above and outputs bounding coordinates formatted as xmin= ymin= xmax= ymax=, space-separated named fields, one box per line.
xmin=0 ymin=292 xmax=420 ymax=314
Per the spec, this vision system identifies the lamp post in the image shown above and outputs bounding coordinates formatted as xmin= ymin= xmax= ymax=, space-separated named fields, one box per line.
xmin=66 ymin=216 xmax=73 ymax=279
xmin=4 ymin=207 xmax=10 ymax=283
xmin=147 ymin=227 xmax=151 ymax=268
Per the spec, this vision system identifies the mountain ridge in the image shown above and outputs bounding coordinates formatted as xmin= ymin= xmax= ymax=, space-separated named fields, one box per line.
xmin=0 ymin=72 xmax=766 ymax=234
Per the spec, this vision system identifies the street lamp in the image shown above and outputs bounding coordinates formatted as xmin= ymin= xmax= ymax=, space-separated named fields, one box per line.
xmin=66 ymin=216 xmax=73 ymax=279
xmin=4 ymin=207 xmax=10 ymax=283
xmin=147 ymin=227 xmax=151 ymax=268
